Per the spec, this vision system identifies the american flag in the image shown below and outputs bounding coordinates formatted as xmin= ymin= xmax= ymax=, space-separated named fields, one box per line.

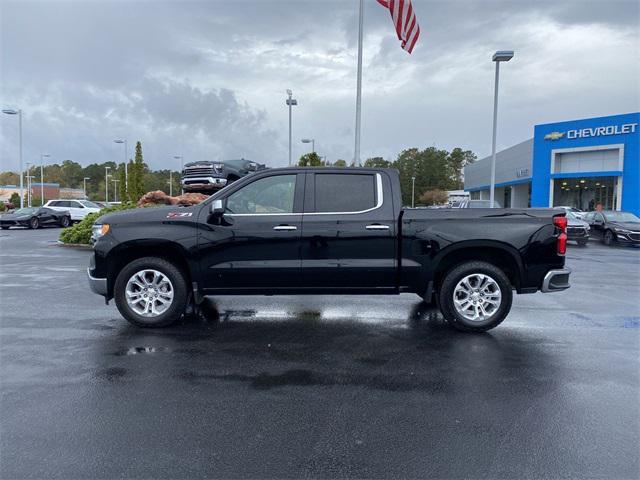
xmin=376 ymin=0 xmax=421 ymax=54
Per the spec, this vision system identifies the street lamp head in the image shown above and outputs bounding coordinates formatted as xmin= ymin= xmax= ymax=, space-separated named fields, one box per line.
xmin=114 ymin=139 xmax=125 ymax=144
xmin=2 ymin=109 xmax=18 ymax=115
xmin=84 ymin=177 xmax=90 ymax=180
xmin=301 ymin=138 xmax=313 ymax=144
xmin=174 ymin=155 xmax=181 ymax=159
xmin=41 ymin=153 xmax=50 ymax=158
xmin=286 ymin=89 xmax=292 ymax=96
xmin=492 ymin=50 xmax=514 ymax=62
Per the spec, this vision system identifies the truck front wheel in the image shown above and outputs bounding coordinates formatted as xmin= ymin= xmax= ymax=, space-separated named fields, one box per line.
xmin=114 ymin=257 xmax=188 ymax=328
xmin=438 ymin=261 xmax=513 ymax=332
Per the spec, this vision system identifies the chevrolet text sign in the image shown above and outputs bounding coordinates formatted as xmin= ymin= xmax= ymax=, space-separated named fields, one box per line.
xmin=567 ymin=123 xmax=637 ymax=139
xmin=545 ymin=123 xmax=638 ymax=141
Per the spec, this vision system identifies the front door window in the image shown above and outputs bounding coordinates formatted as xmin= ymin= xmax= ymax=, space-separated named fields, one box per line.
xmin=226 ymin=175 xmax=296 ymax=214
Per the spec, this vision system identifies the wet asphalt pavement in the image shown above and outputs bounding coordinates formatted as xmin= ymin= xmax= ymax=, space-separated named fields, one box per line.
xmin=0 ymin=227 xmax=639 ymax=479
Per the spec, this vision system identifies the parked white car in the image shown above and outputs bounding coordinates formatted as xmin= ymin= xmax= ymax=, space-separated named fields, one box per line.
xmin=554 ymin=206 xmax=585 ymax=219
xmin=44 ymin=199 xmax=102 ymax=221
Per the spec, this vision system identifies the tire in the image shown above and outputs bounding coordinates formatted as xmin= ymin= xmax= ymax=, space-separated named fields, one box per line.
xmin=59 ymin=216 xmax=71 ymax=228
xmin=438 ymin=261 xmax=513 ymax=333
xmin=603 ymin=230 xmax=615 ymax=246
xmin=29 ymin=217 xmax=39 ymax=229
xmin=114 ymin=257 xmax=189 ymax=328
xmin=577 ymin=239 xmax=588 ymax=247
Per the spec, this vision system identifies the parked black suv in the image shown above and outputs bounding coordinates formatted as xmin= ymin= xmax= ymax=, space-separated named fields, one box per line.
xmin=181 ymin=158 xmax=265 ymax=193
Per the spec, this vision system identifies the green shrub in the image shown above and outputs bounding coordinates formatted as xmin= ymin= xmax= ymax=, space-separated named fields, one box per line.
xmin=59 ymin=202 xmax=137 ymax=245
xmin=0 ymin=202 xmax=6 ymax=212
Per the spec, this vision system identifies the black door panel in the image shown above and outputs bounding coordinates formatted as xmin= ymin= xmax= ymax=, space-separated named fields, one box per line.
xmin=198 ymin=173 xmax=304 ymax=291
xmin=300 ymin=172 xmax=397 ymax=289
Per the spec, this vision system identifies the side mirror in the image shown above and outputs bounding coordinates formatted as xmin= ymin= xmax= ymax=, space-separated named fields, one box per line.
xmin=210 ymin=199 xmax=225 ymax=216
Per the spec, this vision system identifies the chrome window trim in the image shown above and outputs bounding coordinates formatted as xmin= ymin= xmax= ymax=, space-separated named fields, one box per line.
xmin=225 ymin=173 xmax=383 ymax=217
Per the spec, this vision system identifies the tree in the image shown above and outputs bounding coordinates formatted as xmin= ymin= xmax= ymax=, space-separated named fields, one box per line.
xmin=333 ymin=159 xmax=348 ymax=167
xmin=60 ymin=160 xmax=83 ymax=188
xmin=118 ymin=163 xmax=127 ymax=202
xmin=127 ymin=141 xmax=145 ymax=202
xmin=127 ymin=159 xmax=136 ymax=202
xmin=447 ymin=148 xmax=476 ymax=189
xmin=363 ymin=157 xmax=392 ymax=168
xmin=298 ymin=152 xmax=323 ymax=167
xmin=0 ymin=171 xmax=19 ymax=185
xmin=419 ymin=189 xmax=449 ymax=206
xmin=9 ymin=192 xmax=20 ymax=208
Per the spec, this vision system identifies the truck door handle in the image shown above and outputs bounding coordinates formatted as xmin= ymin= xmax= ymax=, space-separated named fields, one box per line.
xmin=366 ymin=224 xmax=390 ymax=230
xmin=273 ymin=225 xmax=297 ymax=231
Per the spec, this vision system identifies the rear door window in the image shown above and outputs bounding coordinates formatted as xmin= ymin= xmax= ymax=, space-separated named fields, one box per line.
xmin=313 ymin=174 xmax=376 ymax=213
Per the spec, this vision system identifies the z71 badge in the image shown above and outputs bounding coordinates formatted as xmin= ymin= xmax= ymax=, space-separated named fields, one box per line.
xmin=166 ymin=212 xmax=193 ymax=218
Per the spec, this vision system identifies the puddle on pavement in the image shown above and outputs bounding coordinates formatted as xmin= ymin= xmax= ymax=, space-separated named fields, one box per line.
xmin=116 ymin=346 xmax=171 ymax=355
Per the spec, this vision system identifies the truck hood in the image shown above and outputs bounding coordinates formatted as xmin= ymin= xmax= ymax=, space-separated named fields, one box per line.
xmin=97 ymin=205 xmax=201 ymax=225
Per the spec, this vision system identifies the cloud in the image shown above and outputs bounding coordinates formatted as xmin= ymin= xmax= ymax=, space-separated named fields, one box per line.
xmin=1 ymin=0 xmax=638 ymax=174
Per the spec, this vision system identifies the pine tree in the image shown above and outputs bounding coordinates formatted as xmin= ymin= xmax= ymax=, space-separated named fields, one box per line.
xmin=133 ymin=141 xmax=145 ymax=201
xmin=118 ymin=163 xmax=127 ymax=203
xmin=127 ymin=159 xmax=136 ymax=203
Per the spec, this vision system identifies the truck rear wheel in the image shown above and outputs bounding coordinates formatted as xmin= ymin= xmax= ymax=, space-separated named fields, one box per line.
xmin=114 ymin=257 xmax=188 ymax=328
xmin=438 ymin=261 xmax=513 ymax=332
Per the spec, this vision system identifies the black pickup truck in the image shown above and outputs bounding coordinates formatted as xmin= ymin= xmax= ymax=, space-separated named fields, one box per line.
xmin=88 ymin=168 xmax=570 ymax=332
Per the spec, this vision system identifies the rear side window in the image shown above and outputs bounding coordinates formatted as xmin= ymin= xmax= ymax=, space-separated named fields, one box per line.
xmin=314 ymin=174 xmax=376 ymax=213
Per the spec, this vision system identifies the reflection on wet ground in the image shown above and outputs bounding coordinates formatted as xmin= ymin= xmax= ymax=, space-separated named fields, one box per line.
xmin=1 ymin=227 xmax=639 ymax=479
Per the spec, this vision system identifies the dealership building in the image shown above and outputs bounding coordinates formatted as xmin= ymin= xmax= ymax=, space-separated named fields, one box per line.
xmin=464 ymin=112 xmax=640 ymax=215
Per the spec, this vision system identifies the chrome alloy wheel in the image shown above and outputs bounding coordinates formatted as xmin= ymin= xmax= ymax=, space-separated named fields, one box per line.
xmin=125 ymin=269 xmax=174 ymax=317
xmin=453 ymin=273 xmax=502 ymax=322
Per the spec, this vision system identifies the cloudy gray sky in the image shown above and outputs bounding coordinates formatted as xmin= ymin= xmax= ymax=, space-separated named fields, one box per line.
xmin=1 ymin=0 xmax=639 ymax=172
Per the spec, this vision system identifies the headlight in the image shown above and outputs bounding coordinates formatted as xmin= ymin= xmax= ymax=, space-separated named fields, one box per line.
xmin=614 ymin=228 xmax=631 ymax=233
xmin=92 ymin=223 xmax=110 ymax=241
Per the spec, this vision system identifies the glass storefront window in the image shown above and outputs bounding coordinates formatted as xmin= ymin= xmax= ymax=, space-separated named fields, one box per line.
xmin=553 ymin=176 xmax=618 ymax=211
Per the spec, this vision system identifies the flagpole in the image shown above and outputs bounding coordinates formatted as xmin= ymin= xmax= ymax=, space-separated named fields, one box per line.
xmin=354 ymin=0 xmax=364 ymax=166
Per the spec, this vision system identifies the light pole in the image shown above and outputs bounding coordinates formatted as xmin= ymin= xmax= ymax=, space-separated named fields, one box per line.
xmin=168 ymin=171 xmax=173 ymax=196
xmin=83 ymin=177 xmax=90 ymax=199
xmin=114 ymin=139 xmax=128 ymax=193
xmin=40 ymin=153 xmax=50 ymax=205
xmin=301 ymin=138 xmax=315 ymax=153
xmin=286 ymin=90 xmax=297 ymax=166
xmin=411 ymin=176 xmax=416 ymax=208
xmin=174 ymin=156 xmax=183 ymax=194
xmin=105 ymin=166 xmax=111 ymax=203
xmin=26 ymin=175 xmax=35 ymax=207
xmin=2 ymin=109 xmax=23 ymax=208
xmin=489 ymin=50 xmax=514 ymax=208
xmin=26 ymin=162 xmax=33 ymax=207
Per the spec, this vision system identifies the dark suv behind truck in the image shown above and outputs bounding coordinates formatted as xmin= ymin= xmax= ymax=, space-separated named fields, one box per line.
xmin=181 ymin=158 xmax=265 ymax=193
xmin=88 ymin=168 xmax=570 ymax=332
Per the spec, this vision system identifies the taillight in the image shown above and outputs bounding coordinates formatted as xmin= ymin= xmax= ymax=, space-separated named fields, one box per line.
xmin=554 ymin=215 xmax=567 ymax=255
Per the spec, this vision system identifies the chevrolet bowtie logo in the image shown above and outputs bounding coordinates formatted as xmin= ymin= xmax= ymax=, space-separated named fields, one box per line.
xmin=544 ymin=131 xmax=565 ymax=141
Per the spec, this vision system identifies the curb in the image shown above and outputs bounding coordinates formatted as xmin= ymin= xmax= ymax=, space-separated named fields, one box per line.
xmin=56 ymin=240 xmax=93 ymax=250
